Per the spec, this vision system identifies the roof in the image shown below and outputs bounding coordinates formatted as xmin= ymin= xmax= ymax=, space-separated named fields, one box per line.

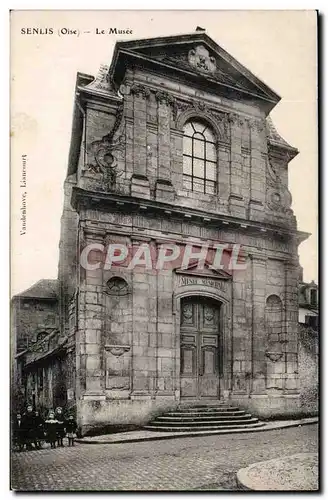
xmin=14 ymin=279 xmax=58 ymax=300
xmin=78 ymin=64 xmax=122 ymax=100
xmin=109 ymin=31 xmax=281 ymax=112
xmin=266 ymin=116 xmax=298 ymax=151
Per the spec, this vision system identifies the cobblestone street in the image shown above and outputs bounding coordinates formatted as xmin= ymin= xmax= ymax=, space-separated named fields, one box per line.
xmin=11 ymin=424 xmax=318 ymax=491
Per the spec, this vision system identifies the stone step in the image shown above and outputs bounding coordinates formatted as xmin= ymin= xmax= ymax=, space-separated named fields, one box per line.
xmin=156 ymin=414 xmax=253 ymax=422
xmin=145 ymin=403 xmax=262 ymax=433
xmin=144 ymin=422 xmax=264 ymax=432
xmin=174 ymin=406 xmax=241 ymax=413
xmin=151 ymin=417 xmax=259 ymax=427
xmin=165 ymin=410 xmax=247 ymax=417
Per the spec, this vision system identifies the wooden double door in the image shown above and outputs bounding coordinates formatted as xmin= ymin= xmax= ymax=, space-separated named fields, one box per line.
xmin=180 ymin=297 xmax=222 ymax=399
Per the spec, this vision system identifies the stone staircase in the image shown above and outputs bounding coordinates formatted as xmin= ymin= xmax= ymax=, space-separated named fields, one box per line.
xmin=144 ymin=402 xmax=263 ymax=432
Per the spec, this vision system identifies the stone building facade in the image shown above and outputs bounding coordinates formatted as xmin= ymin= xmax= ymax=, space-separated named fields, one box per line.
xmin=11 ymin=280 xmax=68 ymax=413
xmin=13 ymin=30 xmax=310 ymax=434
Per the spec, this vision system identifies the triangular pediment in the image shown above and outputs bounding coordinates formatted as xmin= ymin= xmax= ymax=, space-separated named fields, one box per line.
xmin=175 ymin=260 xmax=232 ymax=280
xmin=110 ymin=32 xmax=280 ymax=109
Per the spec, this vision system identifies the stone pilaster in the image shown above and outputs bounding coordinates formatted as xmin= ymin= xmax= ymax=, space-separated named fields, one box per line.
xmin=146 ymin=93 xmax=158 ymax=182
xmin=130 ymin=84 xmax=150 ymax=198
xmin=170 ymin=129 xmax=183 ymax=192
xmin=231 ymin=265 xmax=249 ymax=395
xmin=249 ymin=118 xmax=266 ymax=221
xmin=78 ymin=226 xmax=106 ymax=400
xmin=155 ymin=269 xmax=175 ymax=397
xmin=283 ymin=260 xmax=300 ymax=393
xmin=125 ymin=100 xmax=134 ymax=179
xmin=130 ymin=239 xmax=155 ymax=399
xmin=217 ymin=143 xmax=230 ymax=213
xmin=228 ymin=114 xmax=246 ymax=218
xmin=250 ymin=254 xmax=267 ymax=394
xmin=156 ymin=91 xmax=171 ymax=181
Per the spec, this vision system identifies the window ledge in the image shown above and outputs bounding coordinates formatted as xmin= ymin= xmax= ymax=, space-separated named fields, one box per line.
xmin=177 ymin=189 xmax=217 ymax=202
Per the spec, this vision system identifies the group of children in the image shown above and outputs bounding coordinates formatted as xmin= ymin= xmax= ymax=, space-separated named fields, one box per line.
xmin=13 ymin=405 xmax=78 ymax=451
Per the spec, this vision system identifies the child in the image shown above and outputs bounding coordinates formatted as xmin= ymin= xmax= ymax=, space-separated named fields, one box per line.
xmin=45 ymin=411 xmax=58 ymax=449
xmin=34 ymin=411 xmax=45 ymax=449
xmin=55 ymin=407 xmax=66 ymax=447
xmin=22 ymin=404 xmax=36 ymax=450
xmin=13 ymin=413 xmax=24 ymax=451
xmin=66 ymin=415 xmax=77 ymax=447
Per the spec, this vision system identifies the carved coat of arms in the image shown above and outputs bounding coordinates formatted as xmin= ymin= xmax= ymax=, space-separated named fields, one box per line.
xmin=188 ymin=45 xmax=217 ymax=74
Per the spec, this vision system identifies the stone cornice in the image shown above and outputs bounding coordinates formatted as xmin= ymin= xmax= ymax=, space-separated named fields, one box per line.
xmin=109 ymin=31 xmax=280 ymax=113
xmin=268 ymin=141 xmax=299 ymax=163
xmin=71 ymin=186 xmax=310 ymax=243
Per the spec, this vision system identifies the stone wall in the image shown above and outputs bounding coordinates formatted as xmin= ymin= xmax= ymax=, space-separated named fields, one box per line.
xmin=22 ymin=353 xmax=68 ymax=414
xmin=298 ymin=325 xmax=318 ymax=415
xmin=13 ymin=298 xmax=59 ymax=351
xmin=58 ymin=174 xmax=79 ymax=337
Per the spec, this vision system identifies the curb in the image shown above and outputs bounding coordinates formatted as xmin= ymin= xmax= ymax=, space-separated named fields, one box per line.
xmin=236 ymin=453 xmax=319 ymax=491
xmin=236 ymin=468 xmax=253 ymax=490
xmin=76 ymin=416 xmax=318 ymax=445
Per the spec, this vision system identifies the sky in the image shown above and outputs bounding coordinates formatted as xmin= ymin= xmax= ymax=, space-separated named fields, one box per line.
xmin=10 ymin=10 xmax=318 ymax=296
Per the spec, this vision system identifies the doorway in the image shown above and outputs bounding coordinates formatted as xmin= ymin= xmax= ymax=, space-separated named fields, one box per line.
xmin=180 ymin=296 xmax=222 ymax=399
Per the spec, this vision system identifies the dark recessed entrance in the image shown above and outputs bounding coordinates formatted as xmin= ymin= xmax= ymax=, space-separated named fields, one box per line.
xmin=180 ymin=296 xmax=222 ymax=399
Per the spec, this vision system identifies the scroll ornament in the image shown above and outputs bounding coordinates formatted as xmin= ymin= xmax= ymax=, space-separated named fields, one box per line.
xmin=85 ymin=102 xmax=125 ymax=191
xmin=266 ymin=156 xmax=293 ymax=214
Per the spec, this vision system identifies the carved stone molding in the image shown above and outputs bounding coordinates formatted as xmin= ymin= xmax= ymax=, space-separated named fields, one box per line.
xmin=241 ymin=146 xmax=251 ymax=156
xmin=265 ymin=351 xmax=284 ymax=363
xmin=188 ymin=45 xmax=217 ymax=74
xmin=84 ymin=64 xmax=112 ymax=94
xmin=248 ymin=118 xmax=265 ymax=133
xmin=130 ymin=83 xmax=151 ymax=100
xmin=105 ymin=277 xmax=130 ymax=296
xmin=84 ymin=102 xmax=125 ymax=191
xmin=174 ymin=98 xmax=230 ymax=142
xmin=83 ymin=226 xmax=106 ymax=242
xmin=154 ymin=90 xmax=178 ymax=120
xmin=227 ymin=115 xmax=265 ymax=133
xmin=155 ymin=90 xmax=174 ymax=106
xmin=266 ymin=186 xmax=292 ymax=214
xmin=266 ymin=155 xmax=293 ymax=214
xmin=228 ymin=112 xmax=245 ymax=128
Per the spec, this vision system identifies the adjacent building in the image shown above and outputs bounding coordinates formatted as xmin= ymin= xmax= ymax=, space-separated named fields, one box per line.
xmin=298 ymin=273 xmax=318 ymax=330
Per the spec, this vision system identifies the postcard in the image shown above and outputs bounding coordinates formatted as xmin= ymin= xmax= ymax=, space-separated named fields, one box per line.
xmin=10 ymin=10 xmax=318 ymax=492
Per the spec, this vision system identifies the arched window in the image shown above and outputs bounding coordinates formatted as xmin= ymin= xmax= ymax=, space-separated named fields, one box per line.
xmin=105 ymin=277 xmax=129 ymax=296
xmin=183 ymin=120 xmax=217 ymax=194
xmin=265 ymin=295 xmax=283 ymax=343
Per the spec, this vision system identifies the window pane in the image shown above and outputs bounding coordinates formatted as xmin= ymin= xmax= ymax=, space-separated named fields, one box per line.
xmin=184 ymin=122 xmax=194 ymax=137
xmin=205 ymin=181 xmax=216 ymax=194
xmin=183 ymin=155 xmax=192 ymax=175
xmin=203 ymin=127 xmax=215 ymax=142
xmin=206 ymin=162 xmax=216 ymax=181
xmin=193 ymin=138 xmax=205 ymax=158
xmin=194 ymin=178 xmax=205 ymax=193
xmin=183 ymin=175 xmax=192 ymax=191
xmin=183 ymin=137 xmax=192 ymax=155
xmin=206 ymin=142 xmax=216 ymax=161
xmin=193 ymin=159 xmax=204 ymax=178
